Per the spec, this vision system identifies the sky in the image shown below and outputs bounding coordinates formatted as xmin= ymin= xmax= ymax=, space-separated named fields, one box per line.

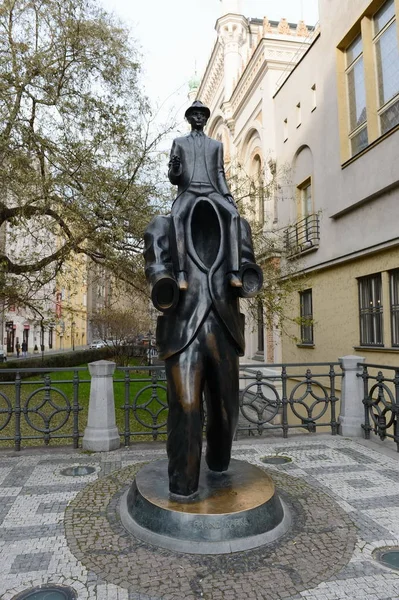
xmin=100 ymin=0 xmax=319 ymax=132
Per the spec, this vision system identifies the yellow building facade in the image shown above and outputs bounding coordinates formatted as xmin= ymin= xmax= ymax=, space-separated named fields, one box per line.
xmin=55 ymin=254 xmax=88 ymax=351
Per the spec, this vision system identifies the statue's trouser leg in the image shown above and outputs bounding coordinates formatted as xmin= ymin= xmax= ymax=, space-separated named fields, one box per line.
xmin=165 ymin=310 xmax=239 ymax=495
xmin=227 ymin=210 xmax=241 ymax=273
xmin=203 ymin=312 xmax=239 ymax=472
xmin=165 ymin=335 xmax=205 ymax=496
xmin=207 ymin=192 xmax=241 ymax=273
xmin=171 ymin=214 xmax=187 ymax=273
xmin=171 ymin=189 xmax=241 ymax=275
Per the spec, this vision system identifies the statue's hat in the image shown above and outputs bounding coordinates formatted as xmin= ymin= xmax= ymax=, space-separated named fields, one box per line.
xmin=185 ymin=100 xmax=210 ymax=120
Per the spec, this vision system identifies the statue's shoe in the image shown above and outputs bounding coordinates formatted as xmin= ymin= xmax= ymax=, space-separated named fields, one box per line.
xmin=228 ymin=273 xmax=243 ymax=288
xmin=177 ymin=271 xmax=188 ymax=290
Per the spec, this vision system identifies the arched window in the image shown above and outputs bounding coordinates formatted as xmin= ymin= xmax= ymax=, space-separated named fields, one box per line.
xmin=293 ymin=146 xmax=314 ymax=220
xmin=250 ymin=154 xmax=264 ymax=225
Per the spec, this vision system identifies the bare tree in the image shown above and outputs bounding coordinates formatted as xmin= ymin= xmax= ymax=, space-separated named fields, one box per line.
xmin=227 ymin=158 xmax=311 ymax=341
xmin=0 ymin=0 xmax=172 ymax=310
xmin=90 ymin=303 xmax=150 ymax=365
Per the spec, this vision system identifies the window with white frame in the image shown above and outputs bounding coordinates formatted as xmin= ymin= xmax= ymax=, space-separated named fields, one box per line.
xmin=299 ymin=179 xmax=312 ymax=217
xmin=374 ymin=0 xmax=399 ymax=134
xmin=346 ymin=34 xmax=368 ymax=155
xmin=390 ymin=269 xmax=399 ymax=346
xmin=358 ymin=274 xmax=383 ymax=346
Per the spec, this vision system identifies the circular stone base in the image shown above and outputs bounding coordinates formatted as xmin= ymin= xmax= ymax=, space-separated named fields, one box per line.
xmin=120 ymin=459 xmax=291 ymax=554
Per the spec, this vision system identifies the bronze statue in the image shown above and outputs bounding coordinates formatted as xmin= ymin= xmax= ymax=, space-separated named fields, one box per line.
xmin=144 ymin=101 xmax=263 ymax=499
xmin=169 ymin=101 xmax=242 ymax=290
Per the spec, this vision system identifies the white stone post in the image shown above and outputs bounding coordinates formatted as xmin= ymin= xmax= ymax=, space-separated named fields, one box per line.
xmin=82 ymin=360 xmax=120 ymax=451
xmin=338 ymin=355 xmax=366 ymax=437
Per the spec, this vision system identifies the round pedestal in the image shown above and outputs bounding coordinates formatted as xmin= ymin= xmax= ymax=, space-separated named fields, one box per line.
xmin=120 ymin=459 xmax=291 ymax=554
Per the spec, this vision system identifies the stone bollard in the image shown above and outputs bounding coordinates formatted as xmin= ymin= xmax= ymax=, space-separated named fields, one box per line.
xmin=82 ymin=360 xmax=120 ymax=451
xmin=338 ymin=354 xmax=365 ymax=437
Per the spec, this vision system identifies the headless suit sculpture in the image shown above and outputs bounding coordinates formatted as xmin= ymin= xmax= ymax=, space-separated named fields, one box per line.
xmin=144 ymin=101 xmax=263 ymax=499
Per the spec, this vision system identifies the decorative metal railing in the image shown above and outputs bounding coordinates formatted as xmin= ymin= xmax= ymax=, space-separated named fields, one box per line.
xmin=360 ymin=363 xmax=399 ymax=451
xmin=0 ymin=362 xmax=341 ymax=450
xmin=118 ymin=363 xmax=341 ymax=444
xmin=237 ymin=363 xmax=340 ymax=438
xmin=284 ymin=214 xmax=320 ymax=257
xmin=117 ymin=366 xmax=168 ymax=445
xmin=0 ymin=368 xmax=88 ymax=451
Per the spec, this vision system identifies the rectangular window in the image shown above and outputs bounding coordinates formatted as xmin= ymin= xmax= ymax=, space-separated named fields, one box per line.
xmin=311 ymin=84 xmax=317 ymax=111
xmin=283 ymin=118 xmax=288 ymax=141
xmin=390 ymin=269 xmax=399 ymax=346
xmin=346 ymin=34 xmax=368 ymax=155
xmin=338 ymin=0 xmax=399 ymax=162
xmin=300 ymin=289 xmax=314 ymax=345
xmin=257 ymin=301 xmax=264 ymax=353
xmin=296 ymin=102 xmax=301 ymax=127
xmin=298 ymin=178 xmax=313 ymax=217
xmin=374 ymin=0 xmax=399 ymax=134
xmin=358 ymin=274 xmax=383 ymax=346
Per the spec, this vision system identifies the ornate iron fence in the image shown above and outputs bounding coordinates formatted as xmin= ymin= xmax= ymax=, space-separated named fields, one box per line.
xmin=0 ymin=367 xmax=88 ymax=451
xmin=0 ymin=362 xmax=342 ymax=450
xmin=117 ymin=366 xmax=168 ymax=445
xmin=360 ymin=363 xmax=399 ymax=451
xmin=119 ymin=363 xmax=341 ymax=444
xmin=237 ymin=362 xmax=340 ymax=437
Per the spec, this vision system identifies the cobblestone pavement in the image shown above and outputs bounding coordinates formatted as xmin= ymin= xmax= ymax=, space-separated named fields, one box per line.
xmin=0 ymin=435 xmax=398 ymax=599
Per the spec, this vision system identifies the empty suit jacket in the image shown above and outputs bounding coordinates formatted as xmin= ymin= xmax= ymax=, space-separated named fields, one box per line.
xmin=168 ymin=134 xmax=231 ymax=199
xmin=144 ymin=201 xmax=257 ymax=361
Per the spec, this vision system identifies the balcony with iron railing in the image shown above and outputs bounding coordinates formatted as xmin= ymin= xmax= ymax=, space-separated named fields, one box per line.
xmin=284 ymin=213 xmax=320 ymax=257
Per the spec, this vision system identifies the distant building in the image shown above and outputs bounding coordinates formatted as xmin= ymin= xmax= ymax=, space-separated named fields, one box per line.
xmin=86 ymin=263 xmax=148 ymax=344
xmin=0 ymin=217 xmax=58 ymax=355
xmin=54 ymin=255 xmax=88 ymax=352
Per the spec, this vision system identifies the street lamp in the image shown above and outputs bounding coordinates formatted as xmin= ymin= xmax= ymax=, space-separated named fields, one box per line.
xmin=71 ymin=321 xmax=76 ymax=351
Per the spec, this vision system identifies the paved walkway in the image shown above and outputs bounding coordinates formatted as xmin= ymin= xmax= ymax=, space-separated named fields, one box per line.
xmin=0 ymin=434 xmax=398 ymax=599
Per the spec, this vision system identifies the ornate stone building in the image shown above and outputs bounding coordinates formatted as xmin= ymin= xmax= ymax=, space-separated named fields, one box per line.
xmin=198 ymin=0 xmax=399 ymax=368
xmin=195 ymin=0 xmax=317 ymax=362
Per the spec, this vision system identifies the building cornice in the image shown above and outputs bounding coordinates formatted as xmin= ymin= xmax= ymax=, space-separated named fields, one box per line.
xmin=281 ymin=237 xmax=399 ymax=280
xmin=229 ymin=37 xmax=310 ymax=119
xmin=196 ymin=41 xmax=224 ymax=108
xmin=330 ymin=177 xmax=399 ymax=219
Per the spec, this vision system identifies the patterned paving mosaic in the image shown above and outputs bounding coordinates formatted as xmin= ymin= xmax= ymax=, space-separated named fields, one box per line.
xmin=0 ymin=436 xmax=397 ymax=599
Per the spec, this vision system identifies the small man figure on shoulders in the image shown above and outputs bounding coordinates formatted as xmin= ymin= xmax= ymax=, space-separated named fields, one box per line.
xmin=169 ymin=100 xmax=242 ymax=290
